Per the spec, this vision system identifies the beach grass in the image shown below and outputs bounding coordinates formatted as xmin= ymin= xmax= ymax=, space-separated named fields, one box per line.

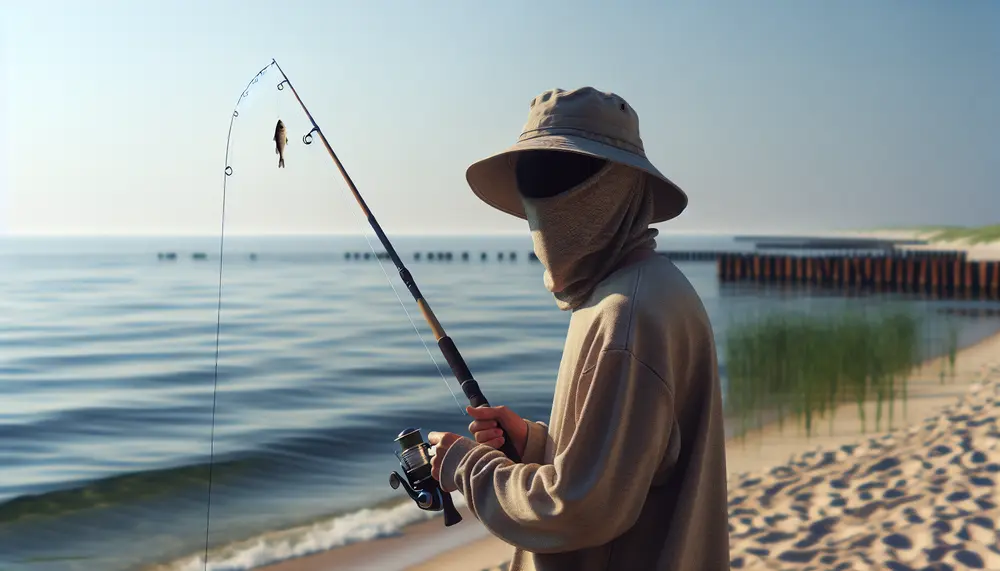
xmin=724 ymin=309 xmax=928 ymax=439
xmin=862 ymin=224 xmax=1000 ymax=244
xmin=925 ymin=224 xmax=1000 ymax=245
xmin=943 ymin=323 xmax=959 ymax=384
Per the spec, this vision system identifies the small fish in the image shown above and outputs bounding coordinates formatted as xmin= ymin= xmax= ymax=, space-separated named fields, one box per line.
xmin=273 ymin=120 xmax=288 ymax=168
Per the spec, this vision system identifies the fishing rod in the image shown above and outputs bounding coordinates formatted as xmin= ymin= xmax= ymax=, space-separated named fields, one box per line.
xmin=207 ymin=60 xmax=522 ymax=558
xmin=267 ymin=61 xmax=521 ymax=456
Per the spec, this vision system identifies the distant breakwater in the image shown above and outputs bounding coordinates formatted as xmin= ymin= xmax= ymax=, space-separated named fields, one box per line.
xmin=154 ymin=248 xmax=1000 ymax=301
xmin=154 ymin=250 xmax=725 ymax=263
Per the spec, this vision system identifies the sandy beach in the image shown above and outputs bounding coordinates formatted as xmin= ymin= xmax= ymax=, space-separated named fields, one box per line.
xmin=837 ymin=228 xmax=1000 ymax=261
xmin=252 ymin=328 xmax=1000 ymax=571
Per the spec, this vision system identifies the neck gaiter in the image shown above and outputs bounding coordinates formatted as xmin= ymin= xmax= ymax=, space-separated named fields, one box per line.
xmin=521 ymin=162 xmax=658 ymax=311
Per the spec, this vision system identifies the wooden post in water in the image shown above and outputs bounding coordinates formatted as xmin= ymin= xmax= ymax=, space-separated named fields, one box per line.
xmin=930 ymin=257 xmax=937 ymax=295
xmin=892 ymin=256 xmax=901 ymax=293
xmin=978 ymin=261 xmax=988 ymax=298
xmin=993 ymin=261 xmax=1000 ymax=299
xmin=873 ymin=256 xmax=883 ymax=291
xmin=964 ymin=261 xmax=973 ymax=297
xmin=957 ymin=259 xmax=965 ymax=296
xmin=941 ymin=256 xmax=950 ymax=297
xmin=938 ymin=256 xmax=955 ymax=297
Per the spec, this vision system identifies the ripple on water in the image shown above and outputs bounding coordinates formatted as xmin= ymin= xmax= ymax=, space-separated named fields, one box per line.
xmin=2 ymin=237 xmax=1000 ymax=571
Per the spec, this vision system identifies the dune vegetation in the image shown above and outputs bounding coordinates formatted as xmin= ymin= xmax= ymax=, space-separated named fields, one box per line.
xmin=723 ymin=309 xmax=962 ymax=440
xmin=925 ymin=224 xmax=1000 ymax=245
xmin=866 ymin=224 xmax=1000 ymax=245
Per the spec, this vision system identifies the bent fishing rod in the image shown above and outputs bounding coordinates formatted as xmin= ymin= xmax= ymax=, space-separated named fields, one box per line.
xmin=268 ymin=60 xmax=520 ymax=460
xmin=206 ymin=60 xmax=521 ymax=558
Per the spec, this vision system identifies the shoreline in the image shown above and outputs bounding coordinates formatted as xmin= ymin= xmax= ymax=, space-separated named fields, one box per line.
xmin=834 ymin=229 xmax=1000 ymax=261
xmin=251 ymin=329 xmax=1000 ymax=571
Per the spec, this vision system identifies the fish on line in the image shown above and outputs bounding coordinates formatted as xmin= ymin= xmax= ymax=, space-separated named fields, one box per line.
xmin=274 ymin=119 xmax=288 ymax=168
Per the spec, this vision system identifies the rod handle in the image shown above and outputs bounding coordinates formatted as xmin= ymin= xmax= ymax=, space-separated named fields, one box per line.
xmin=438 ymin=336 xmax=523 ymax=464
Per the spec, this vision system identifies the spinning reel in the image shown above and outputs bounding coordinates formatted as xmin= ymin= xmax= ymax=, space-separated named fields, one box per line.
xmin=389 ymin=428 xmax=463 ymax=527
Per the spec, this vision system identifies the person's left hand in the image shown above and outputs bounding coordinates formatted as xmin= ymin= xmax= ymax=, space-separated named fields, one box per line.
xmin=427 ymin=431 xmax=462 ymax=493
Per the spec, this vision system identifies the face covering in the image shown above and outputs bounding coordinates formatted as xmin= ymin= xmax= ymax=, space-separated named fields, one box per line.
xmin=520 ymin=161 xmax=658 ymax=311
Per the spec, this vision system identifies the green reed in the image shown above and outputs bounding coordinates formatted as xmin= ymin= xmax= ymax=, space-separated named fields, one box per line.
xmin=725 ymin=309 xmax=922 ymax=439
xmin=946 ymin=324 xmax=958 ymax=382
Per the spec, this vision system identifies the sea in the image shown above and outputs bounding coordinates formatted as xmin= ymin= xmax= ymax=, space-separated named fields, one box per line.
xmin=2 ymin=233 xmax=1000 ymax=571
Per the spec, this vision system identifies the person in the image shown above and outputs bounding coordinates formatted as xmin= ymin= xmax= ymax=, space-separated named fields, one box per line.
xmin=428 ymin=87 xmax=730 ymax=571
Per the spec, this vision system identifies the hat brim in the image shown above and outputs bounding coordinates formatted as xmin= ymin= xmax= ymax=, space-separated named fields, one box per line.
xmin=465 ymin=134 xmax=688 ymax=224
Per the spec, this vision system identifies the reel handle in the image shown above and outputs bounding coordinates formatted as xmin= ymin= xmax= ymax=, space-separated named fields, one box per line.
xmin=440 ymin=488 xmax=462 ymax=527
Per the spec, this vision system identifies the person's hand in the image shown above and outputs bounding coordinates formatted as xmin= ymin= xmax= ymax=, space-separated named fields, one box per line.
xmin=427 ymin=431 xmax=461 ymax=493
xmin=466 ymin=405 xmax=528 ymax=458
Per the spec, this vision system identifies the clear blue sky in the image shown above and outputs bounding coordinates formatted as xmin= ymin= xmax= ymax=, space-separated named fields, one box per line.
xmin=3 ymin=0 xmax=998 ymax=236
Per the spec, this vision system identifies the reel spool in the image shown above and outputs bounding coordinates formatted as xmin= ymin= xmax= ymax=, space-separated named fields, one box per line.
xmin=389 ymin=428 xmax=463 ymax=527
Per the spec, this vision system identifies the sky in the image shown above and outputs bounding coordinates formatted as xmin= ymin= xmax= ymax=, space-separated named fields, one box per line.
xmin=2 ymin=0 xmax=998 ymax=237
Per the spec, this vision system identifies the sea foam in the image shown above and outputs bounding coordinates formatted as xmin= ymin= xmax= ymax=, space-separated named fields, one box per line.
xmin=153 ymin=494 xmax=469 ymax=571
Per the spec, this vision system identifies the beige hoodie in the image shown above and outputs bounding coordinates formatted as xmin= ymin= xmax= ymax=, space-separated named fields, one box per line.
xmin=438 ymin=163 xmax=730 ymax=570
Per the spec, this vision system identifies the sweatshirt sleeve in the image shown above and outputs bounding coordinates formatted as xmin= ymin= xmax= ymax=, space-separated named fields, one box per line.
xmin=438 ymin=348 xmax=674 ymax=553
xmin=520 ymin=419 xmax=549 ymax=466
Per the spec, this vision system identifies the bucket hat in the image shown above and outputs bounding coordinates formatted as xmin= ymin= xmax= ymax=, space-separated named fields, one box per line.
xmin=465 ymin=87 xmax=688 ymax=223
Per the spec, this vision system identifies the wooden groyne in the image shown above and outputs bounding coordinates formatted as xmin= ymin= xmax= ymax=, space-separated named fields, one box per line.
xmin=717 ymin=251 xmax=1000 ymax=299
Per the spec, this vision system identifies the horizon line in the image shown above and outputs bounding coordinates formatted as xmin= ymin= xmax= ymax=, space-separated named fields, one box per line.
xmin=0 ymin=225 xmax=888 ymax=238
xmin=0 ymin=228 xmax=894 ymax=239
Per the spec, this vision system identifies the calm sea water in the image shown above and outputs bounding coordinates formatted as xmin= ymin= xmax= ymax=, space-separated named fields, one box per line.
xmin=2 ymin=234 xmax=999 ymax=571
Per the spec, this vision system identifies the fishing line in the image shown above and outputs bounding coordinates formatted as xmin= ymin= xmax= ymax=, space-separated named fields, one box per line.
xmin=337 ymin=186 xmax=466 ymax=412
xmin=204 ymin=61 xmax=276 ymax=570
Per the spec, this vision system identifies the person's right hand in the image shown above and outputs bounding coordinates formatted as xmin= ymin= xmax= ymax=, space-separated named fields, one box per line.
xmin=466 ymin=405 xmax=529 ymax=459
